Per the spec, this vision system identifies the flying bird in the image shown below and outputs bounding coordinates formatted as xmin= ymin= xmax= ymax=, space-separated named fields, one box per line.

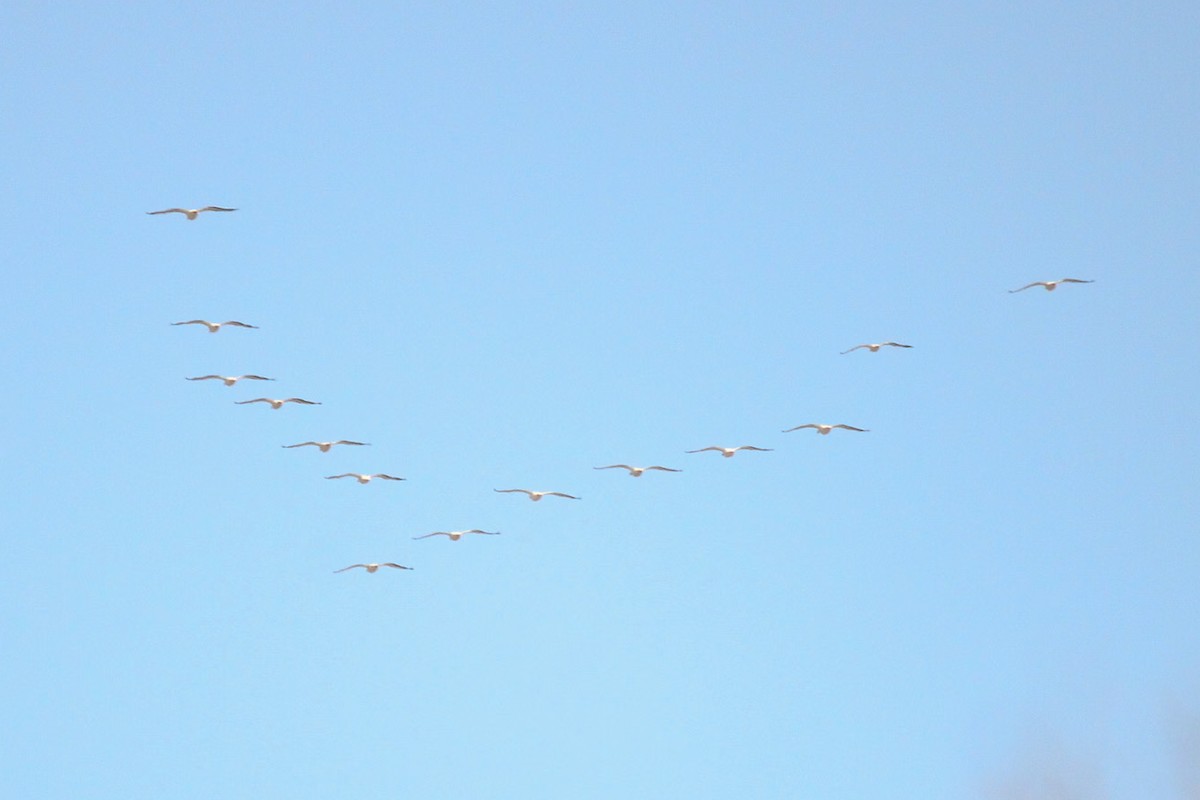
xmin=171 ymin=320 xmax=258 ymax=333
xmin=840 ymin=342 xmax=912 ymax=354
xmin=782 ymin=423 xmax=869 ymax=435
xmin=412 ymin=529 xmax=501 ymax=541
xmin=1009 ymin=278 xmax=1095 ymax=293
xmin=494 ymin=489 xmax=581 ymax=502
xmin=147 ymin=206 xmax=237 ymax=220
xmin=685 ymin=446 xmax=773 ymax=458
xmin=593 ymin=464 xmax=682 ymax=477
xmin=325 ymin=473 xmax=405 ymax=484
xmin=282 ymin=440 xmax=369 ymax=452
xmin=235 ymin=397 xmax=320 ymax=409
xmin=333 ymin=563 xmax=412 ymax=574
xmin=186 ymin=374 xmax=274 ymax=386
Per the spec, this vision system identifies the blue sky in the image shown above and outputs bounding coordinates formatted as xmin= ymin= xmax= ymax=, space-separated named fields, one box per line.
xmin=2 ymin=2 xmax=1198 ymax=798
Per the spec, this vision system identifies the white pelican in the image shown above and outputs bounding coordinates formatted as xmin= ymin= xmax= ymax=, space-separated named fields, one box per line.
xmin=186 ymin=374 xmax=274 ymax=386
xmin=494 ymin=488 xmax=581 ymax=501
xmin=333 ymin=562 xmax=412 ymax=573
xmin=841 ymin=342 xmax=912 ymax=354
xmin=685 ymin=446 xmax=773 ymax=458
xmin=235 ymin=397 xmax=320 ymax=409
xmin=594 ymin=464 xmax=681 ymax=477
xmin=1009 ymin=278 xmax=1095 ymax=293
xmin=171 ymin=320 xmax=258 ymax=333
xmin=782 ymin=423 xmax=869 ymax=435
xmin=412 ymin=529 xmax=500 ymax=541
xmin=282 ymin=440 xmax=369 ymax=452
xmin=147 ymin=206 xmax=237 ymax=220
xmin=325 ymin=473 xmax=405 ymax=484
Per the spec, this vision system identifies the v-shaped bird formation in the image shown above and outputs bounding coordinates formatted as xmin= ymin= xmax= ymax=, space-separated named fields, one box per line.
xmin=159 ymin=203 xmax=1093 ymax=576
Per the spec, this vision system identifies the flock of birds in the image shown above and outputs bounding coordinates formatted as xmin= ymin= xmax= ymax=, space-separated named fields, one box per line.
xmin=157 ymin=205 xmax=1095 ymax=576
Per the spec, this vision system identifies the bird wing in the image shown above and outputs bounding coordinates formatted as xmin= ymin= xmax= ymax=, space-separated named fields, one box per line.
xmin=594 ymin=465 xmax=632 ymax=471
xmin=334 ymin=440 xmax=368 ymax=446
xmin=200 ymin=206 xmax=237 ymax=212
xmin=685 ymin=447 xmax=721 ymax=453
xmin=373 ymin=474 xmax=405 ymax=481
xmin=494 ymin=489 xmax=530 ymax=495
xmin=1008 ymin=282 xmax=1044 ymax=293
xmin=412 ymin=532 xmax=449 ymax=540
xmin=171 ymin=320 xmax=208 ymax=326
xmin=782 ymin=424 xmax=817 ymax=432
xmin=239 ymin=375 xmax=274 ymax=381
xmin=222 ymin=321 xmax=258 ymax=328
xmin=283 ymin=398 xmax=319 ymax=404
xmin=147 ymin=208 xmax=188 ymax=215
xmin=186 ymin=375 xmax=222 ymax=381
xmin=325 ymin=474 xmax=355 ymax=480
xmin=466 ymin=529 xmax=500 ymax=535
xmin=736 ymin=446 xmax=772 ymax=452
xmin=283 ymin=442 xmax=319 ymax=448
xmin=646 ymin=466 xmax=682 ymax=472
xmin=546 ymin=492 xmax=580 ymax=499
xmin=833 ymin=425 xmax=867 ymax=431
xmin=840 ymin=344 xmax=869 ymax=354
xmin=235 ymin=398 xmax=269 ymax=405
xmin=1059 ymin=278 xmax=1094 ymax=284
xmin=382 ymin=563 xmax=412 ymax=570
xmin=333 ymin=564 xmax=367 ymax=573
xmin=881 ymin=342 xmax=912 ymax=348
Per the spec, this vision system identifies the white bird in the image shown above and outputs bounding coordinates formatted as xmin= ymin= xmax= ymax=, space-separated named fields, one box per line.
xmin=147 ymin=206 xmax=237 ymax=220
xmin=172 ymin=319 xmax=258 ymax=333
xmin=333 ymin=562 xmax=412 ymax=574
xmin=186 ymin=374 xmax=274 ymax=386
xmin=412 ymin=529 xmax=501 ymax=541
xmin=685 ymin=446 xmax=773 ymax=458
xmin=282 ymin=440 xmax=369 ymax=452
xmin=782 ymin=423 xmax=869 ymax=435
xmin=235 ymin=397 xmax=320 ymax=409
xmin=1009 ymin=278 xmax=1095 ymax=293
xmin=494 ymin=489 xmax=581 ymax=501
xmin=594 ymin=464 xmax=682 ymax=477
xmin=841 ymin=342 xmax=912 ymax=354
xmin=325 ymin=473 xmax=405 ymax=484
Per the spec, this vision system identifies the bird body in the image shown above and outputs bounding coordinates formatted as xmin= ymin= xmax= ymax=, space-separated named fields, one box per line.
xmin=494 ymin=488 xmax=580 ymax=501
xmin=186 ymin=374 xmax=274 ymax=386
xmin=283 ymin=440 xmax=369 ymax=452
xmin=325 ymin=473 xmax=405 ymax=484
xmin=841 ymin=342 xmax=912 ymax=354
xmin=147 ymin=206 xmax=237 ymax=220
xmin=782 ymin=423 xmax=868 ymax=435
xmin=334 ymin=563 xmax=412 ymax=573
xmin=236 ymin=397 xmax=320 ymax=409
xmin=685 ymin=446 xmax=773 ymax=458
xmin=172 ymin=320 xmax=257 ymax=333
xmin=1009 ymin=278 xmax=1094 ymax=293
xmin=594 ymin=464 xmax=681 ymax=477
xmin=412 ymin=529 xmax=500 ymax=541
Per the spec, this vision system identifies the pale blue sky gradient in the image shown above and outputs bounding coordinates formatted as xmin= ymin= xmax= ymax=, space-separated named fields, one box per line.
xmin=2 ymin=3 xmax=1198 ymax=798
